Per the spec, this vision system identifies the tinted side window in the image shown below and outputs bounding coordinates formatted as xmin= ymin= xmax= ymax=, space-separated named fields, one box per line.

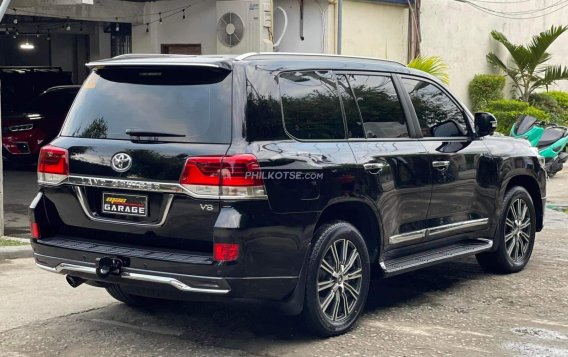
xmin=402 ymin=78 xmax=469 ymax=138
xmin=279 ymin=71 xmax=345 ymax=140
xmin=346 ymin=75 xmax=408 ymax=138
xmin=246 ymin=71 xmax=287 ymax=141
xmin=336 ymin=75 xmax=365 ymax=139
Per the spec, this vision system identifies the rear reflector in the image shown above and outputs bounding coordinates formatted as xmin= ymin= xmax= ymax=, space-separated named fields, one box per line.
xmin=180 ymin=154 xmax=266 ymax=198
xmin=38 ymin=145 xmax=69 ymax=184
xmin=213 ymin=243 xmax=239 ymax=262
xmin=31 ymin=222 xmax=40 ymax=239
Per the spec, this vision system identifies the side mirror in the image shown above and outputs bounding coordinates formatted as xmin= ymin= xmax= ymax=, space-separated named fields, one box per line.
xmin=430 ymin=119 xmax=465 ymax=137
xmin=474 ymin=112 xmax=497 ymax=137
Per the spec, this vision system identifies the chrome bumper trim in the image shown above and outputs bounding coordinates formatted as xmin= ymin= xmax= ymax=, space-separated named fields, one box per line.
xmin=36 ymin=262 xmax=230 ymax=295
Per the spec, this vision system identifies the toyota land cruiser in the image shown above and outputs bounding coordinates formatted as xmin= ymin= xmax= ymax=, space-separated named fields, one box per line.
xmin=30 ymin=53 xmax=546 ymax=336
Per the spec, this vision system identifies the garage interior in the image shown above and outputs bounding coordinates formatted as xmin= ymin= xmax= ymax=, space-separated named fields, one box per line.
xmin=0 ymin=13 xmax=131 ymax=237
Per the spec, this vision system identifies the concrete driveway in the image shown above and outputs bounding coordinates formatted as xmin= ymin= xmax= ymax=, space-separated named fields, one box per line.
xmin=2 ymin=166 xmax=37 ymax=237
xmin=0 ymin=172 xmax=567 ymax=356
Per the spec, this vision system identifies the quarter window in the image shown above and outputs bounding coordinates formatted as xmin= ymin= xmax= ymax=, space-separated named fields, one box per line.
xmin=279 ymin=71 xmax=345 ymax=140
xmin=402 ymin=78 xmax=469 ymax=138
xmin=344 ymin=74 xmax=409 ymax=139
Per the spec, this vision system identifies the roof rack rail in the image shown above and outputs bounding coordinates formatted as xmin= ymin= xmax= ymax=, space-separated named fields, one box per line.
xmin=234 ymin=52 xmax=406 ymax=66
xmin=111 ymin=53 xmax=199 ymax=60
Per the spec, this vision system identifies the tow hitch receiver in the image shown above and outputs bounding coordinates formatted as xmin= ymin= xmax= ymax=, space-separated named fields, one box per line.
xmin=96 ymin=257 xmax=128 ymax=278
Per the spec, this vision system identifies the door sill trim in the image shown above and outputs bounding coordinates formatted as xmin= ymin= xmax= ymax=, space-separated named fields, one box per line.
xmin=389 ymin=218 xmax=489 ymax=245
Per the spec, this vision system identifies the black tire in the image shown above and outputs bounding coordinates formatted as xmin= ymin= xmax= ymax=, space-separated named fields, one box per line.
xmin=303 ymin=221 xmax=370 ymax=337
xmin=476 ymin=186 xmax=536 ymax=274
xmin=105 ymin=284 xmax=161 ymax=307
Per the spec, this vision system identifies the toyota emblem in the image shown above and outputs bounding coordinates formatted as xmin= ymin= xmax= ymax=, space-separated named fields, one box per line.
xmin=111 ymin=153 xmax=132 ymax=173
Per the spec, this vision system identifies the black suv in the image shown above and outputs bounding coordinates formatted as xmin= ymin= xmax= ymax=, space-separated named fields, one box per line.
xmin=31 ymin=53 xmax=546 ymax=336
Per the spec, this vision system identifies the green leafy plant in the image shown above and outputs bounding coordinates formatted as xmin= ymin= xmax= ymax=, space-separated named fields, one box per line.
xmin=468 ymin=74 xmax=506 ymax=112
xmin=529 ymin=91 xmax=568 ymax=125
xmin=407 ymin=56 xmax=449 ymax=84
xmin=482 ymin=99 xmax=549 ymax=133
xmin=487 ymin=25 xmax=568 ymax=102
xmin=547 ymin=91 xmax=568 ymax=109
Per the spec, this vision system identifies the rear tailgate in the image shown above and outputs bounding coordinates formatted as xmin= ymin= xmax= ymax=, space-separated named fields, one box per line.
xmin=38 ymin=65 xmax=233 ymax=253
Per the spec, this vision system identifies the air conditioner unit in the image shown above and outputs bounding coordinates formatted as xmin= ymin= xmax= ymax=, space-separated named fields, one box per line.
xmin=216 ymin=0 xmax=273 ymax=54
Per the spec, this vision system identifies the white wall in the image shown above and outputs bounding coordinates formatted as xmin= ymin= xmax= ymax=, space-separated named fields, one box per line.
xmin=132 ymin=0 xmax=332 ymax=55
xmin=273 ymin=0 xmax=332 ymax=53
xmin=132 ymin=0 xmax=407 ymax=59
xmin=342 ymin=1 xmax=408 ymax=63
xmin=420 ymin=0 xmax=568 ymax=106
xmin=133 ymin=0 xmax=218 ymax=54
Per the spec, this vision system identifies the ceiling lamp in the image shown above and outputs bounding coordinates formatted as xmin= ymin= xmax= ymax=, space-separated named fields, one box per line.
xmin=20 ymin=41 xmax=35 ymax=50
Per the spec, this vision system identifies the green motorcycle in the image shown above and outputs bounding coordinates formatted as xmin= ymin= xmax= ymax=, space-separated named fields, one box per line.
xmin=511 ymin=115 xmax=568 ymax=177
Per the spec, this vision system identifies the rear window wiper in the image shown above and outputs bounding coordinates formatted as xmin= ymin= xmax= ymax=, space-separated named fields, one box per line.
xmin=125 ymin=129 xmax=186 ymax=138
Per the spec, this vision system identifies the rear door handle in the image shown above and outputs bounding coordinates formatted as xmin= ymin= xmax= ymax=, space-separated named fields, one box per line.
xmin=364 ymin=162 xmax=388 ymax=174
xmin=432 ymin=160 xmax=450 ymax=171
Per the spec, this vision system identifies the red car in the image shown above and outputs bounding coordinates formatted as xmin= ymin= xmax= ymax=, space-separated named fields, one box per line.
xmin=2 ymin=85 xmax=80 ymax=164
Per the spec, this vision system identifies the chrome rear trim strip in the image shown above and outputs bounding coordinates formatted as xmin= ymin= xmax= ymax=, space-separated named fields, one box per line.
xmin=389 ymin=218 xmax=489 ymax=245
xmin=39 ymin=175 xmax=267 ymax=201
xmin=36 ymin=262 xmax=230 ymax=295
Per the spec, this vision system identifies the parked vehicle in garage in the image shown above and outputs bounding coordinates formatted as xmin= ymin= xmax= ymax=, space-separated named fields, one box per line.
xmin=30 ymin=53 xmax=546 ymax=336
xmin=2 ymin=85 xmax=80 ymax=164
xmin=0 ymin=67 xmax=72 ymax=116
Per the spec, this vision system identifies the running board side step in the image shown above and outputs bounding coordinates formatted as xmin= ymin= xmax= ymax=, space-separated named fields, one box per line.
xmin=380 ymin=238 xmax=493 ymax=277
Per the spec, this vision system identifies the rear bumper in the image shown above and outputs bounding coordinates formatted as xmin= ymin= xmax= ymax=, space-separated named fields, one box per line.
xmin=34 ymin=251 xmax=231 ymax=294
xmin=2 ymin=146 xmax=37 ymax=163
xmin=31 ymin=238 xmax=301 ymax=304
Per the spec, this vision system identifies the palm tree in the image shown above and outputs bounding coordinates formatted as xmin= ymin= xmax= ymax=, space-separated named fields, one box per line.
xmin=487 ymin=25 xmax=568 ymax=102
xmin=407 ymin=56 xmax=450 ymax=85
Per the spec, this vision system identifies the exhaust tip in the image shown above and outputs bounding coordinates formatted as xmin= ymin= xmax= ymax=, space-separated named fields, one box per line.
xmin=66 ymin=275 xmax=86 ymax=288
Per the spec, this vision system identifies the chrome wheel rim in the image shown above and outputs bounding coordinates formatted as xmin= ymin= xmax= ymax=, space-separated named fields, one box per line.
xmin=317 ymin=239 xmax=363 ymax=322
xmin=505 ymin=198 xmax=532 ymax=263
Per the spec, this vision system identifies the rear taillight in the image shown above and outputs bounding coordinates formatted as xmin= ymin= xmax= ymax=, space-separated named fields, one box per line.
xmin=37 ymin=145 xmax=69 ymax=184
xmin=213 ymin=243 xmax=239 ymax=262
xmin=30 ymin=222 xmax=40 ymax=239
xmin=180 ymin=154 xmax=266 ymax=198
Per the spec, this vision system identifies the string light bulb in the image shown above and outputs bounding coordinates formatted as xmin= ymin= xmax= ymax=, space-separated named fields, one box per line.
xmin=13 ymin=9 xmax=17 ymax=24
xmin=159 ymin=12 xmax=163 ymax=24
xmin=145 ymin=23 xmax=149 ymax=33
xmin=182 ymin=9 xmax=186 ymax=20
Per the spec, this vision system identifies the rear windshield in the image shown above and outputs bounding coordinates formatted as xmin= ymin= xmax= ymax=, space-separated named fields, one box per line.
xmin=61 ymin=67 xmax=232 ymax=143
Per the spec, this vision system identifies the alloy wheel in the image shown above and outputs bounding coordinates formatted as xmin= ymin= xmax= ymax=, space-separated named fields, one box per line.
xmin=504 ymin=198 xmax=532 ymax=263
xmin=317 ymin=239 xmax=363 ymax=322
